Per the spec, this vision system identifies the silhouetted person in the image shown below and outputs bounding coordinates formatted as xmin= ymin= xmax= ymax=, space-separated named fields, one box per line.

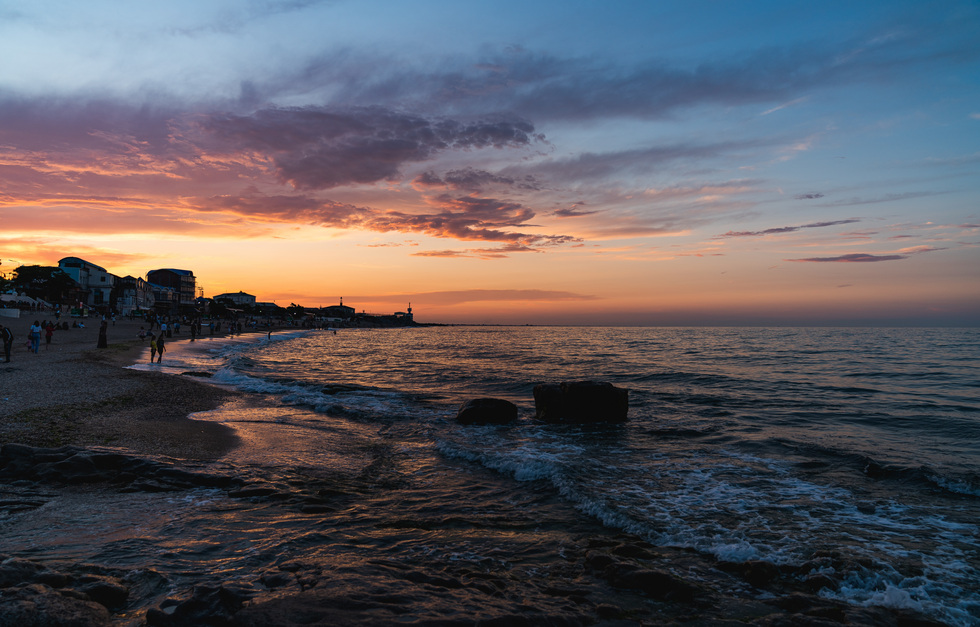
xmin=97 ymin=320 xmax=108 ymax=349
xmin=156 ymin=333 xmax=165 ymax=362
xmin=0 ymin=324 xmax=12 ymax=362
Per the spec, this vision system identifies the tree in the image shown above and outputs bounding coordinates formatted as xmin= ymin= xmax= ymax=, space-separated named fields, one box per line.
xmin=285 ymin=302 xmax=306 ymax=318
xmin=11 ymin=265 xmax=77 ymax=302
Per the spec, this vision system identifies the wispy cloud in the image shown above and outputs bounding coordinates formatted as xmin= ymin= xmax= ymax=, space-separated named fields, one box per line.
xmin=717 ymin=218 xmax=860 ymax=238
xmin=786 ymin=253 xmax=907 ymax=262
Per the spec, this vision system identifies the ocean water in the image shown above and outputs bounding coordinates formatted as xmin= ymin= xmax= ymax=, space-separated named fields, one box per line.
xmin=4 ymin=326 xmax=980 ymax=624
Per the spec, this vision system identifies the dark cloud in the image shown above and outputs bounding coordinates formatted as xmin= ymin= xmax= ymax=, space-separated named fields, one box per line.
xmin=197 ymin=188 xmax=364 ymax=224
xmin=787 ymin=253 xmax=907 ymax=262
xmin=554 ymin=203 xmax=598 ymax=218
xmin=795 ymin=192 xmax=824 ymax=200
xmin=412 ymin=168 xmax=539 ymax=193
xmin=195 ymin=188 xmax=578 ymax=248
xmin=202 ymin=106 xmax=539 ymax=190
xmin=718 ymin=218 xmax=860 ymax=238
xmin=278 ymin=19 xmax=980 ymax=123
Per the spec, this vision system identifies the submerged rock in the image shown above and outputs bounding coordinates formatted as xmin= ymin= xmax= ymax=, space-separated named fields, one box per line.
xmin=533 ymin=381 xmax=629 ymax=424
xmin=456 ymin=398 xmax=519 ymax=425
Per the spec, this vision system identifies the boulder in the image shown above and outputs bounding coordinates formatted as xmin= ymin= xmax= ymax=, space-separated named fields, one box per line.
xmin=456 ymin=398 xmax=518 ymax=425
xmin=533 ymin=381 xmax=628 ymax=424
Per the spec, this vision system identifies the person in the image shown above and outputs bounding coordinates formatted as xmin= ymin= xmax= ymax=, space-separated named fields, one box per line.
xmin=0 ymin=323 xmax=12 ymax=363
xmin=149 ymin=333 xmax=157 ymax=362
xmin=29 ymin=320 xmax=41 ymax=354
xmin=138 ymin=326 xmax=146 ymax=341
xmin=45 ymin=321 xmax=55 ymax=349
xmin=155 ymin=332 xmax=165 ymax=363
xmin=97 ymin=320 xmax=108 ymax=349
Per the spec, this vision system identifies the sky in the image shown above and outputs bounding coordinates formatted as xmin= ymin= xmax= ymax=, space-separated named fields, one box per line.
xmin=1 ymin=0 xmax=978 ymax=325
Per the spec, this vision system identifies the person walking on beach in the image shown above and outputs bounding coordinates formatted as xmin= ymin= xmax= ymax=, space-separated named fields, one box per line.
xmin=0 ymin=323 xmax=12 ymax=362
xmin=97 ymin=320 xmax=108 ymax=349
xmin=155 ymin=332 xmax=165 ymax=362
xmin=44 ymin=321 xmax=55 ymax=349
xmin=29 ymin=320 xmax=41 ymax=354
xmin=149 ymin=333 xmax=157 ymax=362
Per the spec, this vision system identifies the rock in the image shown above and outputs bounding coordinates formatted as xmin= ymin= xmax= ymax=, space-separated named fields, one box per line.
xmin=0 ymin=583 xmax=111 ymax=627
xmin=533 ymin=381 xmax=629 ymax=424
xmin=146 ymin=584 xmax=256 ymax=627
xmin=456 ymin=398 xmax=519 ymax=425
xmin=77 ymin=578 xmax=129 ymax=610
xmin=0 ymin=557 xmax=45 ymax=588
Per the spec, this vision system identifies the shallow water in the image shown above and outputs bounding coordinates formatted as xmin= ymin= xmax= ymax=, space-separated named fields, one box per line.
xmin=3 ymin=326 xmax=979 ymax=624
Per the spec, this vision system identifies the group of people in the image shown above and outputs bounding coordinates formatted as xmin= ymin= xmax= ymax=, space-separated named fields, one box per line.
xmin=148 ymin=331 xmax=166 ymax=363
xmin=0 ymin=319 xmax=60 ymax=361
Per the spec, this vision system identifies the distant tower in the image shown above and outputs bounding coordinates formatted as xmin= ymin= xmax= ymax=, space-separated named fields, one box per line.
xmin=406 ymin=302 xmax=413 ymax=321
xmin=340 ymin=296 xmax=343 ymax=306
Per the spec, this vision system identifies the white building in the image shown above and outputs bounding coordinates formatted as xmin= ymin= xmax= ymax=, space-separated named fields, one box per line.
xmin=58 ymin=257 xmax=116 ymax=309
xmin=214 ymin=291 xmax=257 ymax=306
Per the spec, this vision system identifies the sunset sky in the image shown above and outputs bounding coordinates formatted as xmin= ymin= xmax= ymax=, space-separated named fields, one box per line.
xmin=1 ymin=0 xmax=978 ymax=325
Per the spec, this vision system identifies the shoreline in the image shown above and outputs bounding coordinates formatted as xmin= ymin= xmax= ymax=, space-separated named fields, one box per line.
xmin=1 ymin=315 xmax=249 ymax=459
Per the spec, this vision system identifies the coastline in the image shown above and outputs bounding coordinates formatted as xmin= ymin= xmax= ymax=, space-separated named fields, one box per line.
xmin=1 ymin=315 xmax=240 ymax=459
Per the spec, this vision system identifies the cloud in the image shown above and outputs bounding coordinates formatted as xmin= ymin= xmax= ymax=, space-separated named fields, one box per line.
xmin=554 ymin=203 xmax=598 ymax=218
xmin=786 ymin=253 xmax=907 ymax=262
xmin=717 ymin=218 xmax=860 ymax=238
xmin=412 ymin=168 xmax=539 ymax=193
xmin=512 ymin=141 xmax=768 ymax=183
xmin=795 ymin=192 xmax=825 ymax=200
xmin=202 ymin=106 xmax=540 ymax=190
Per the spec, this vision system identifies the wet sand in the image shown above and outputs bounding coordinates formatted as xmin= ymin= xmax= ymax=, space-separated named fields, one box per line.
xmin=0 ymin=314 xmax=240 ymax=459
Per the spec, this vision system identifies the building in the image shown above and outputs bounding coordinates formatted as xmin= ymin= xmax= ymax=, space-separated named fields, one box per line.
xmin=321 ymin=297 xmax=355 ymax=321
xmin=214 ymin=291 xmax=256 ymax=306
xmin=58 ymin=257 xmax=116 ymax=309
xmin=113 ymin=275 xmax=155 ymax=316
xmin=146 ymin=268 xmax=196 ymax=313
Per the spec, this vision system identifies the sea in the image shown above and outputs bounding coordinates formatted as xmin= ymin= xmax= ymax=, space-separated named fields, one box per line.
xmin=3 ymin=326 xmax=979 ymax=624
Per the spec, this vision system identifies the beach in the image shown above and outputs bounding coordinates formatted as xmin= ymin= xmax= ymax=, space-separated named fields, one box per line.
xmin=0 ymin=315 xmax=239 ymax=458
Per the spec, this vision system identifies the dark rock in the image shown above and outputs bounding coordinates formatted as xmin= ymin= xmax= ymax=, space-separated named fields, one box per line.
xmin=146 ymin=584 xmax=256 ymax=627
xmin=0 ymin=583 xmax=110 ymax=627
xmin=533 ymin=381 xmax=629 ymax=424
xmin=0 ymin=557 xmax=44 ymax=588
xmin=77 ymin=578 xmax=129 ymax=610
xmin=456 ymin=398 xmax=519 ymax=425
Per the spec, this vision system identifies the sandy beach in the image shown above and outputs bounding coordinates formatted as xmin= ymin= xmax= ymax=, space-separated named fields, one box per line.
xmin=0 ymin=314 xmax=240 ymax=459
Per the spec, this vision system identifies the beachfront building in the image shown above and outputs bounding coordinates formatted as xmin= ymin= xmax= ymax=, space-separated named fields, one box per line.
xmin=214 ymin=291 xmax=256 ymax=307
xmin=321 ymin=298 xmax=355 ymax=320
xmin=113 ymin=275 xmax=155 ymax=316
xmin=146 ymin=268 xmax=196 ymax=313
xmin=58 ymin=257 xmax=116 ymax=310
